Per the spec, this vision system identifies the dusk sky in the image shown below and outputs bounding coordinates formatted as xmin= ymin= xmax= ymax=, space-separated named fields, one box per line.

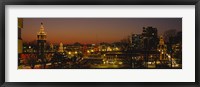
xmin=21 ymin=18 xmax=182 ymax=44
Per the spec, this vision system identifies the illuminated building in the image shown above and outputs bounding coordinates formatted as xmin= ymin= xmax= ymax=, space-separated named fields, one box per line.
xmin=172 ymin=43 xmax=181 ymax=53
xmin=37 ymin=22 xmax=47 ymax=62
xmin=107 ymin=46 xmax=112 ymax=51
xmin=99 ymin=44 xmax=107 ymax=52
xmin=58 ymin=42 xmax=64 ymax=53
xmin=157 ymin=36 xmax=167 ymax=60
xmin=50 ymin=43 xmax=54 ymax=52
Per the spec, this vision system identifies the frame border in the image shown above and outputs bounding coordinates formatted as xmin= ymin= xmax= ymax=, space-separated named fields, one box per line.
xmin=0 ymin=0 xmax=199 ymax=87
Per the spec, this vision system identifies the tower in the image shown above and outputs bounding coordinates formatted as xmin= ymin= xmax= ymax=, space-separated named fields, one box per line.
xmin=58 ymin=42 xmax=64 ymax=53
xmin=37 ymin=22 xmax=47 ymax=61
xmin=50 ymin=43 xmax=54 ymax=52
xmin=157 ymin=36 xmax=167 ymax=60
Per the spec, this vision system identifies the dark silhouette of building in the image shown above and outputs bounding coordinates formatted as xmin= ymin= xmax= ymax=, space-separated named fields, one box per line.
xmin=18 ymin=18 xmax=23 ymax=65
xmin=130 ymin=34 xmax=143 ymax=50
xmin=142 ymin=26 xmax=158 ymax=50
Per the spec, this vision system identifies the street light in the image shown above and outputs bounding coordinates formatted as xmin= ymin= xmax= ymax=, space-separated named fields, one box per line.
xmin=75 ymin=51 xmax=78 ymax=54
xmin=87 ymin=50 xmax=90 ymax=53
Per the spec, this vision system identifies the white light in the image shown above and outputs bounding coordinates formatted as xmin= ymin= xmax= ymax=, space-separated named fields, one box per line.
xmin=75 ymin=51 xmax=78 ymax=54
xmin=87 ymin=50 xmax=90 ymax=53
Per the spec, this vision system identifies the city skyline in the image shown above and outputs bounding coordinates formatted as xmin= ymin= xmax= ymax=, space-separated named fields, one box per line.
xmin=18 ymin=18 xmax=182 ymax=69
xmin=21 ymin=18 xmax=182 ymax=44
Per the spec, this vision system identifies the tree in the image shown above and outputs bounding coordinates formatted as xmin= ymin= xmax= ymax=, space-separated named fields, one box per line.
xmin=120 ymin=36 xmax=130 ymax=51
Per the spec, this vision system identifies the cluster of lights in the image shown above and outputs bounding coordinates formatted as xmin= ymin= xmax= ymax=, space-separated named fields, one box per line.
xmin=100 ymin=47 xmax=120 ymax=52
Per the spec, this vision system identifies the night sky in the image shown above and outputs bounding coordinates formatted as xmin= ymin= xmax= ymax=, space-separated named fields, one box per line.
xmin=21 ymin=18 xmax=182 ymax=44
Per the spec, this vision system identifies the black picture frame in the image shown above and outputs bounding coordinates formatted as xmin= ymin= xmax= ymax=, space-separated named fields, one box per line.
xmin=0 ymin=0 xmax=199 ymax=87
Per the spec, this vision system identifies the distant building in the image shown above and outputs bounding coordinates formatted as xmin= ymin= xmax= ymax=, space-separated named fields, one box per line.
xmin=50 ymin=43 xmax=54 ymax=52
xmin=58 ymin=42 xmax=64 ymax=53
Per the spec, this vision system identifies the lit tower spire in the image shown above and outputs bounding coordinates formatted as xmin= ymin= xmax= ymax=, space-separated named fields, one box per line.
xmin=37 ymin=22 xmax=47 ymax=68
xmin=157 ymin=35 xmax=167 ymax=60
xmin=37 ymin=22 xmax=47 ymax=38
xmin=40 ymin=22 xmax=45 ymax=33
